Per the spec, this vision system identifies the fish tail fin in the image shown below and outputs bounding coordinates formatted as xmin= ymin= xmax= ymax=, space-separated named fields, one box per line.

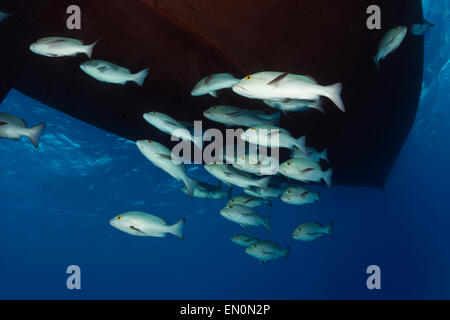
xmin=424 ymin=19 xmax=435 ymax=27
xmin=257 ymin=177 xmax=271 ymax=189
xmin=325 ymin=221 xmax=334 ymax=237
xmin=170 ymin=217 xmax=185 ymax=240
xmin=282 ymin=246 xmax=290 ymax=259
xmin=133 ymin=68 xmax=149 ymax=86
xmin=322 ymin=168 xmax=333 ymax=187
xmin=263 ymin=216 xmax=272 ymax=232
xmin=324 ymin=83 xmax=345 ymax=112
xmin=226 ymin=188 xmax=233 ymax=199
xmin=293 ymin=135 xmax=307 ymax=154
xmin=372 ymin=56 xmax=381 ymax=70
xmin=27 ymin=123 xmax=46 ymax=148
xmin=315 ymin=193 xmax=321 ymax=202
xmin=184 ymin=178 xmax=198 ymax=197
xmin=315 ymin=99 xmax=325 ymax=113
xmin=85 ymin=38 xmax=100 ymax=58
xmin=320 ymin=148 xmax=328 ymax=162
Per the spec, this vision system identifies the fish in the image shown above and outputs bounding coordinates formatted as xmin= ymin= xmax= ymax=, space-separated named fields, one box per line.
xmin=136 ymin=139 xmax=197 ymax=196
xmin=204 ymin=163 xmax=271 ymax=190
xmin=291 ymin=146 xmax=329 ymax=163
xmin=110 ymin=211 xmax=185 ymax=239
xmin=243 ymin=186 xmax=284 ymax=199
xmin=0 ymin=112 xmax=46 ymax=148
xmin=372 ymin=26 xmax=408 ymax=70
xmin=245 ymin=240 xmax=290 ymax=264
xmin=230 ymin=234 xmax=260 ymax=247
xmin=232 ymin=153 xmax=279 ymax=176
xmin=203 ymin=105 xmax=281 ymax=127
xmin=191 ymin=73 xmax=240 ymax=97
xmin=143 ymin=112 xmax=202 ymax=148
xmin=220 ymin=204 xmax=271 ymax=232
xmin=181 ymin=181 xmax=232 ymax=200
xmin=292 ymin=222 xmax=333 ymax=242
xmin=263 ymin=98 xmax=324 ymax=114
xmin=0 ymin=11 xmax=11 ymax=22
xmin=80 ymin=60 xmax=149 ymax=86
xmin=29 ymin=37 xmax=98 ymax=58
xmin=227 ymin=194 xmax=272 ymax=208
xmin=240 ymin=125 xmax=307 ymax=153
xmin=281 ymin=186 xmax=320 ymax=205
xmin=279 ymin=158 xmax=332 ymax=187
xmin=411 ymin=20 xmax=434 ymax=36
xmin=232 ymin=72 xmax=345 ymax=112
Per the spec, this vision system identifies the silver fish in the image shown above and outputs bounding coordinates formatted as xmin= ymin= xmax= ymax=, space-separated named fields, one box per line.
xmin=373 ymin=26 xmax=408 ymax=70
xmin=230 ymin=234 xmax=259 ymax=247
xmin=220 ymin=204 xmax=271 ymax=232
xmin=0 ymin=112 xmax=45 ymax=148
xmin=245 ymin=240 xmax=290 ymax=264
xmin=292 ymin=222 xmax=333 ymax=242
xmin=110 ymin=211 xmax=185 ymax=239
xmin=191 ymin=73 xmax=240 ymax=97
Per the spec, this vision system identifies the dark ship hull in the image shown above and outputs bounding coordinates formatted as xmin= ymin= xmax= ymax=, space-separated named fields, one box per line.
xmin=0 ymin=0 xmax=424 ymax=189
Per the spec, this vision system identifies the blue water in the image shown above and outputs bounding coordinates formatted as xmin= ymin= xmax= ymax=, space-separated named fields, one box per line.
xmin=0 ymin=0 xmax=449 ymax=299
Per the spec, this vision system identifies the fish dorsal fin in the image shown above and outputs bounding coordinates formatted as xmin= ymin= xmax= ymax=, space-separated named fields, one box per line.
xmin=205 ymin=74 xmax=213 ymax=85
xmin=163 ymin=120 xmax=179 ymax=127
xmin=267 ymin=72 xmax=289 ymax=85
xmin=302 ymin=75 xmax=317 ymax=84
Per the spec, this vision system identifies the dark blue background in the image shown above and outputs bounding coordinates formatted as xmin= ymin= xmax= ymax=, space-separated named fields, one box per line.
xmin=0 ymin=0 xmax=449 ymax=299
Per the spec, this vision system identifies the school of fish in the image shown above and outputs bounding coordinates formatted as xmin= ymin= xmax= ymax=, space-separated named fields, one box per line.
xmin=0 ymin=11 xmax=433 ymax=264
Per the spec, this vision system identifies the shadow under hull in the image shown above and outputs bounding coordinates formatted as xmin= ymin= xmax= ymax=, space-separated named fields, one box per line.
xmin=0 ymin=0 xmax=424 ymax=189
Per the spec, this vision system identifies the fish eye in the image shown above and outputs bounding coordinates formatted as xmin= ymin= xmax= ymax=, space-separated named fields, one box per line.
xmin=245 ymin=75 xmax=252 ymax=80
xmin=253 ymin=244 xmax=256 ymax=248
xmin=298 ymin=227 xmax=302 ymax=231
xmin=213 ymin=106 xmax=217 ymax=110
xmin=152 ymin=111 xmax=156 ymax=114
xmin=147 ymin=140 xmax=152 ymax=143
xmin=117 ymin=216 xmax=122 ymax=220
xmin=288 ymin=190 xmax=292 ymax=194
xmin=250 ymin=127 xmax=255 ymax=130
xmin=287 ymin=162 xmax=291 ymax=166
xmin=228 ymin=205 xmax=232 ymax=209
xmin=231 ymin=200 xmax=234 ymax=202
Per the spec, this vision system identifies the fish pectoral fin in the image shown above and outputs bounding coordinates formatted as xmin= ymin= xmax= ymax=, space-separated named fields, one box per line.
xmin=209 ymin=91 xmax=218 ymax=98
xmin=267 ymin=72 xmax=289 ymax=85
xmin=47 ymin=39 xmax=66 ymax=47
xmin=130 ymin=226 xmax=146 ymax=235
xmin=158 ymin=153 xmax=173 ymax=160
xmin=301 ymin=168 xmax=315 ymax=174
xmin=223 ymin=172 xmax=234 ymax=177
xmin=205 ymin=75 xmax=213 ymax=85
xmin=163 ymin=120 xmax=178 ymax=127
xmin=240 ymin=224 xmax=250 ymax=229
xmin=226 ymin=111 xmax=243 ymax=117
xmin=97 ymin=66 xmax=108 ymax=73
